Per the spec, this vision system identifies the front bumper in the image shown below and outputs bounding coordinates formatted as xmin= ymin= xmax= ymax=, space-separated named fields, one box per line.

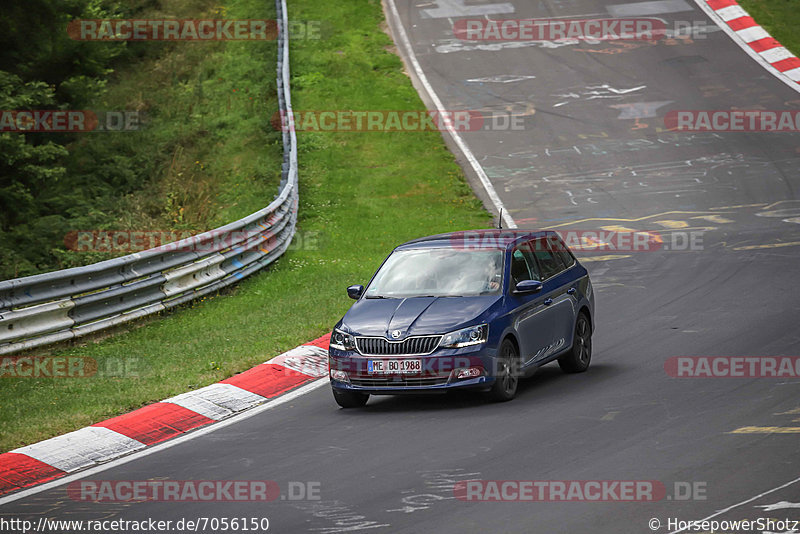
xmin=328 ymin=343 xmax=498 ymax=394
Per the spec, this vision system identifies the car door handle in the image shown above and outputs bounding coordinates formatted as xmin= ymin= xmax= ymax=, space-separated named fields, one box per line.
xmin=544 ymin=298 xmax=553 ymax=305
xmin=567 ymin=288 xmax=576 ymax=295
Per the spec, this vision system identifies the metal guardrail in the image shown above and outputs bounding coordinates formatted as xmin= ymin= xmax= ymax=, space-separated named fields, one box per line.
xmin=0 ymin=0 xmax=299 ymax=355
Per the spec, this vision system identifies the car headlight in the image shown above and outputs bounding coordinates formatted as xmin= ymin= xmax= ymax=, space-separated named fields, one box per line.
xmin=439 ymin=324 xmax=488 ymax=348
xmin=330 ymin=328 xmax=357 ymax=351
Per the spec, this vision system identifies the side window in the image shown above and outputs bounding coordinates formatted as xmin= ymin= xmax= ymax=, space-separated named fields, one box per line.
xmin=521 ymin=243 xmax=541 ymax=280
xmin=541 ymin=234 xmax=574 ymax=268
xmin=510 ymin=247 xmax=541 ymax=286
xmin=554 ymin=238 xmax=575 ymax=269
xmin=531 ymin=238 xmax=566 ymax=280
xmin=510 ymin=249 xmax=531 ymax=285
xmin=558 ymin=249 xmax=575 ymax=269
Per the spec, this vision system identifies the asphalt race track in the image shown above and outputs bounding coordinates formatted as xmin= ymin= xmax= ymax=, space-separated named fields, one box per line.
xmin=2 ymin=0 xmax=799 ymax=532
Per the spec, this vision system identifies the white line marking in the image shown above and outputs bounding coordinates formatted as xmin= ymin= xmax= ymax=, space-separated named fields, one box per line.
xmin=0 ymin=378 xmax=328 ymax=506
xmin=587 ymin=84 xmax=647 ymax=95
xmin=667 ymin=475 xmax=800 ymax=534
xmin=690 ymin=0 xmax=800 ymax=94
xmin=466 ymin=74 xmax=536 ymax=84
xmin=385 ymin=0 xmax=516 ymax=229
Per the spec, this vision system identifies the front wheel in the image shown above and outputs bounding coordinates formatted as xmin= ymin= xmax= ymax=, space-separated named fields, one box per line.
xmin=489 ymin=338 xmax=520 ymax=402
xmin=558 ymin=312 xmax=592 ymax=373
xmin=332 ymin=387 xmax=369 ymax=408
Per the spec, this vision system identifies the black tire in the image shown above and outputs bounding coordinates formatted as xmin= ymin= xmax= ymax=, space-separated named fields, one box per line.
xmin=332 ymin=387 xmax=369 ymax=408
xmin=489 ymin=338 xmax=520 ymax=402
xmin=558 ymin=312 xmax=592 ymax=373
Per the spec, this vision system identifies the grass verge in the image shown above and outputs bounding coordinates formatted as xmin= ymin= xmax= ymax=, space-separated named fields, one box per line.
xmin=1 ymin=0 xmax=283 ymax=279
xmin=0 ymin=0 xmax=491 ymax=452
xmin=736 ymin=0 xmax=800 ymax=57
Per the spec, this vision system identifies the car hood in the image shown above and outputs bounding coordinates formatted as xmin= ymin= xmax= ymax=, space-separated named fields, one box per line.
xmin=341 ymin=295 xmax=500 ymax=338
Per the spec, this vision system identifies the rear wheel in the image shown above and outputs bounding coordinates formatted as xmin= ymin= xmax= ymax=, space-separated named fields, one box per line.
xmin=489 ymin=338 xmax=520 ymax=402
xmin=332 ymin=387 xmax=369 ymax=408
xmin=558 ymin=312 xmax=592 ymax=373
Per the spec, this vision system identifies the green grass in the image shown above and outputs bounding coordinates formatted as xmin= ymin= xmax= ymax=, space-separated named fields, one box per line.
xmin=736 ymin=0 xmax=800 ymax=57
xmin=0 ymin=0 xmax=491 ymax=452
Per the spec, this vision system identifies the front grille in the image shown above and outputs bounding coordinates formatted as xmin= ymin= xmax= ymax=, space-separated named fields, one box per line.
xmin=350 ymin=376 xmax=449 ymax=388
xmin=356 ymin=335 xmax=442 ymax=356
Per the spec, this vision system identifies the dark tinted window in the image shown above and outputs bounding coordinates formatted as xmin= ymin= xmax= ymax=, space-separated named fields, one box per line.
xmin=510 ymin=247 xmax=540 ymax=285
xmin=557 ymin=247 xmax=575 ymax=269
xmin=510 ymin=249 xmax=531 ymax=285
xmin=532 ymin=239 xmax=566 ymax=280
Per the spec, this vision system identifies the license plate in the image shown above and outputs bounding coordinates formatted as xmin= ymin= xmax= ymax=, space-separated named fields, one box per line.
xmin=368 ymin=359 xmax=422 ymax=374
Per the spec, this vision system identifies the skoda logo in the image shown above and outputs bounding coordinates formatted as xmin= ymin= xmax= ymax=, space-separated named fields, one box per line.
xmin=391 ymin=330 xmax=402 ymax=339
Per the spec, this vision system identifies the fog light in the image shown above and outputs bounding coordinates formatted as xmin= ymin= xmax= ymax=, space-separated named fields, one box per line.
xmin=456 ymin=367 xmax=482 ymax=379
xmin=330 ymin=369 xmax=350 ymax=383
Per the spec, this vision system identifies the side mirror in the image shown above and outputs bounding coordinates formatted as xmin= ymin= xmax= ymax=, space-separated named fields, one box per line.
xmin=347 ymin=284 xmax=364 ymax=300
xmin=514 ymin=280 xmax=543 ymax=294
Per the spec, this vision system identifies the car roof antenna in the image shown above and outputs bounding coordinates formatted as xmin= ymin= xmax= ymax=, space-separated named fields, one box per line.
xmin=498 ymin=209 xmax=503 ymax=230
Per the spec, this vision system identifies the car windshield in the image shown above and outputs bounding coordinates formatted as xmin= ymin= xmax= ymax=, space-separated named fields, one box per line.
xmin=365 ymin=248 xmax=504 ymax=298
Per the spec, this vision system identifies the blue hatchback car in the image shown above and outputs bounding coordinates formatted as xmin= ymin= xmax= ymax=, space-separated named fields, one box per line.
xmin=328 ymin=230 xmax=595 ymax=407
